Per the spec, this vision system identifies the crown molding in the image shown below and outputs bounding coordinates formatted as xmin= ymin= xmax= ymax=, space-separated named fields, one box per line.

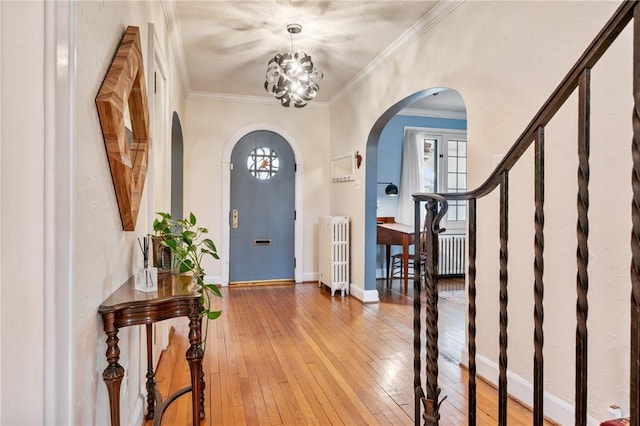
xmin=397 ymin=107 xmax=467 ymax=120
xmin=328 ymin=0 xmax=464 ymax=108
xmin=161 ymin=0 xmax=191 ymax=93
xmin=187 ymin=90 xmax=329 ymax=110
xmin=165 ymin=0 xmax=462 ymax=111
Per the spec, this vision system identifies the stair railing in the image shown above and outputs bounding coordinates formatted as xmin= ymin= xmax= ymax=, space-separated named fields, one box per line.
xmin=411 ymin=1 xmax=640 ymax=425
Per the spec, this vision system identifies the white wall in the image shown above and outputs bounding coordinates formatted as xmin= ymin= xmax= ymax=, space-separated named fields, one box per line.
xmin=330 ymin=1 xmax=630 ymax=423
xmin=183 ymin=98 xmax=330 ymax=283
xmin=0 ymin=1 xmax=186 ymax=424
xmin=73 ymin=2 xmax=186 ymax=424
xmin=0 ymin=2 xmax=46 ymax=423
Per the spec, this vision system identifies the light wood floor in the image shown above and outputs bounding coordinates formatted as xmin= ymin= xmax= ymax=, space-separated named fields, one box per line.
xmin=146 ymin=279 xmax=553 ymax=425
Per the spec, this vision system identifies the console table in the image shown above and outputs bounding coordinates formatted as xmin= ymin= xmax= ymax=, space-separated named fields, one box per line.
xmin=99 ymin=273 xmax=204 ymax=426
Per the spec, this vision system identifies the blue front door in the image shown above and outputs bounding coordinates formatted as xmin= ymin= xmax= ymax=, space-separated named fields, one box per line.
xmin=229 ymin=130 xmax=295 ymax=283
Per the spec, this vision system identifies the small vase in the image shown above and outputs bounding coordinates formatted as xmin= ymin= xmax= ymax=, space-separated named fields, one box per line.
xmin=151 ymin=236 xmax=173 ymax=274
xmin=135 ymin=267 xmax=158 ymax=292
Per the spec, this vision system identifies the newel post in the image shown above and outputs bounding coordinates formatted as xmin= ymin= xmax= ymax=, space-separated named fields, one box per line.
xmin=414 ymin=194 xmax=448 ymax=426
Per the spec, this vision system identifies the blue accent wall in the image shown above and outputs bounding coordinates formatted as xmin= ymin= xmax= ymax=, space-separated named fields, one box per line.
xmin=375 ymin=114 xmax=467 ymax=275
xmin=376 ymin=114 xmax=466 ymax=216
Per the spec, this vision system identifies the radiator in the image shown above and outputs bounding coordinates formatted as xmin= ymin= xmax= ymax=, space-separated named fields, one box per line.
xmin=318 ymin=216 xmax=350 ymax=297
xmin=438 ymin=235 xmax=466 ymax=277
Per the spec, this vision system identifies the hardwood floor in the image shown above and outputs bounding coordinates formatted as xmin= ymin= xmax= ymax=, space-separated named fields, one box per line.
xmin=146 ymin=279 xmax=553 ymax=425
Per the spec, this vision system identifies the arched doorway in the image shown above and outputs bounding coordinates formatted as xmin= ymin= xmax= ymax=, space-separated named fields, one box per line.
xmin=220 ymin=124 xmax=305 ymax=286
xmin=228 ymin=130 xmax=295 ymax=284
xmin=364 ymin=88 xmax=468 ymax=297
xmin=171 ymin=112 xmax=184 ymax=218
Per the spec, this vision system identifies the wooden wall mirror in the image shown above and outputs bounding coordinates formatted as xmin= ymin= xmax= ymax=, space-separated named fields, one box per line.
xmin=96 ymin=26 xmax=150 ymax=231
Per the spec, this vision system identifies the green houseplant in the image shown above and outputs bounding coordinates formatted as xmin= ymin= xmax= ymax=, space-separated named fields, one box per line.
xmin=154 ymin=212 xmax=223 ymax=344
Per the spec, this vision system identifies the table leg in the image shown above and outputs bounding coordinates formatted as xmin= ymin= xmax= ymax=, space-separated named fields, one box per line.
xmin=145 ymin=324 xmax=156 ymax=419
xmin=385 ymin=244 xmax=391 ymax=286
xmin=102 ymin=313 xmax=124 ymax=426
xmin=199 ymin=361 xmax=206 ymax=420
xmin=403 ymin=236 xmax=409 ymax=292
xmin=186 ymin=303 xmax=204 ymax=424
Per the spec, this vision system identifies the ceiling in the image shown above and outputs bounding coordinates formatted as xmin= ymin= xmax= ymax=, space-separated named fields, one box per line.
xmin=170 ymin=0 xmax=466 ymax=113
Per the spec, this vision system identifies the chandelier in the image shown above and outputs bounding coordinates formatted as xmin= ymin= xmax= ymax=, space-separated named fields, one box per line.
xmin=264 ymin=24 xmax=323 ymax=108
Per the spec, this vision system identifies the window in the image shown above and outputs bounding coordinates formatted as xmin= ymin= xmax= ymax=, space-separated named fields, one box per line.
xmin=446 ymin=138 xmax=467 ymax=223
xmin=247 ymin=147 xmax=279 ymax=180
xmin=412 ymin=127 xmax=467 ymax=230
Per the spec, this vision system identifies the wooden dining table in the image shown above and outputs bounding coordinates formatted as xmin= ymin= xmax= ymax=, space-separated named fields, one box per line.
xmin=376 ymin=222 xmax=415 ymax=292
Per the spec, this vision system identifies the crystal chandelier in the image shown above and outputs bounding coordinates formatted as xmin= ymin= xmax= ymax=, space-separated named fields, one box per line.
xmin=264 ymin=24 xmax=323 ymax=108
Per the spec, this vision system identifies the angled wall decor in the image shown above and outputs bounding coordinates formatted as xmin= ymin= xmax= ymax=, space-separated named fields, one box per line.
xmin=96 ymin=26 xmax=150 ymax=231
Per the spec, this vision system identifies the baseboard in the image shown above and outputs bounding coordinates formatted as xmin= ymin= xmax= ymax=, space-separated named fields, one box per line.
xmin=307 ymin=273 xmax=379 ymax=302
xmin=306 ymin=274 xmax=380 ymax=303
xmin=349 ymin=285 xmax=379 ymax=303
xmin=204 ymin=274 xmax=221 ymax=285
xmin=303 ymin=272 xmax=318 ymax=282
xmin=459 ymin=348 xmax=599 ymax=425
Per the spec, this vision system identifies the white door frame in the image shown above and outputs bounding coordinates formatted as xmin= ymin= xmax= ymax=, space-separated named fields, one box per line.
xmin=146 ymin=23 xmax=171 ymax=362
xmin=147 ymin=23 xmax=171 ymax=227
xmin=43 ymin=1 xmax=74 ymax=423
xmin=220 ymin=124 xmax=304 ymax=286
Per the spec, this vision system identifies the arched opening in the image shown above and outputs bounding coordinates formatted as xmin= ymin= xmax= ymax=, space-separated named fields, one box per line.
xmin=171 ymin=111 xmax=184 ymax=218
xmin=365 ymin=87 xmax=468 ymax=364
xmin=228 ymin=130 xmax=295 ymax=284
xmin=220 ymin=124 xmax=305 ymax=286
xmin=365 ymin=88 xmax=468 ymax=296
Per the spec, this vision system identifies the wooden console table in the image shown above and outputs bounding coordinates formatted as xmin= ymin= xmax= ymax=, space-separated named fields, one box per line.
xmin=99 ymin=274 xmax=204 ymax=426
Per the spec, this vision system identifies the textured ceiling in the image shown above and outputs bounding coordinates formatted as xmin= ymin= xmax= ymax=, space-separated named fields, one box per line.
xmin=171 ymin=1 xmax=452 ymax=105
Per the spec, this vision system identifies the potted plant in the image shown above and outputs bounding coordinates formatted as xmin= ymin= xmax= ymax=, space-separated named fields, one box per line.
xmin=151 ymin=212 xmax=175 ymax=274
xmin=155 ymin=212 xmax=223 ymax=347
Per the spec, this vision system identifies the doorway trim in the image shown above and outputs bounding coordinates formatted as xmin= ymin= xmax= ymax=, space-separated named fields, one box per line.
xmin=43 ymin=1 xmax=74 ymax=422
xmin=220 ymin=124 xmax=304 ymax=286
xmin=147 ymin=23 xmax=171 ymax=226
xmin=170 ymin=112 xmax=184 ymax=219
xmin=144 ymin=24 xmax=172 ymax=420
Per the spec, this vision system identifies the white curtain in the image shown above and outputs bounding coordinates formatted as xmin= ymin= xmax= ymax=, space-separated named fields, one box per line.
xmin=395 ymin=129 xmax=424 ymax=226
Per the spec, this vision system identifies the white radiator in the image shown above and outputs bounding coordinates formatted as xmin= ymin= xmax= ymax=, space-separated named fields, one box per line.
xmin=438 ymin=235 xmax=466 ymax=276
xmin=318 ymin=216 xmax=350 ymax=297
